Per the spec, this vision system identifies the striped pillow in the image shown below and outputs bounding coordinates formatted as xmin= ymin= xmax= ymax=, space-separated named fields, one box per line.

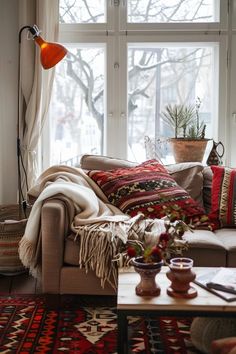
xmin=209 ymin=166 xmax=236 ymax=228
xmin=88 ymin=159 xmax=205 ymax=221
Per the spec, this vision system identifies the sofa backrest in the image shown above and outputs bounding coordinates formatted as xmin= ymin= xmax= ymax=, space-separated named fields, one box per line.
xmin=80 ymin=154 xmax=137 ymax=170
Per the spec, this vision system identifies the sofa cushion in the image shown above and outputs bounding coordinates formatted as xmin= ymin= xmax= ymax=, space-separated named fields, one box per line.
xmin=183 ymin=229 xmax=225 ymax=249
xmin=209 ymin=166 xmax=236 ymax=228
xmin=88 ymin=159 xmax=205 ymax=221
xmin=215 ymin=229 xmax=236 ymax=250
xmin=214 ymin=228 xmax=236 ymax=266
xmin=182 ymin=229 xmax=226 ymax=266
xmin=64 ymin=230 xmax=228 ymax=268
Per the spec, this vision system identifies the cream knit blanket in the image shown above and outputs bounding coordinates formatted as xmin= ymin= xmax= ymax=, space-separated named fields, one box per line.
xmin=19 ymin=165 xmax=165 ymax=289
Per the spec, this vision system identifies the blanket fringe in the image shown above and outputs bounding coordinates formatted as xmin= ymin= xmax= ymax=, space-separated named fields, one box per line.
xmin=75 ymin=223 xmax=121 ymax=290
xmin=74 ymin=217 xmax=166 ymax=290
xmin=19 ymin=237 xmax=40 ymax=279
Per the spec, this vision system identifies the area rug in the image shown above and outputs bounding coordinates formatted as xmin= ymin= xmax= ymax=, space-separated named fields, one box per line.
xmin=0 ymin=295 xmax=199 ymax=353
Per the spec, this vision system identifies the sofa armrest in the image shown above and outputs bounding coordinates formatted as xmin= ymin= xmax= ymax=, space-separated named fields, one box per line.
xmin=211 ymin=337 xmax=236 ymax=354
xmin=41 ymin=199 xmax=67 ymax=293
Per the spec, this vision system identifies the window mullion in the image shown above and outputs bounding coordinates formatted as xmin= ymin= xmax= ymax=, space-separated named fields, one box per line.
xmin=117 ymin=35 xmax=128 ymax=159
xmin=106 ymin=1 xmax=128 ymax=158
xmin=106 ymin=37 xmax=117 ymax=157
xmin=119 ymin=0 xmax=127 ymax=31
xmin=107 ymin=0 xmax=115 ymax=31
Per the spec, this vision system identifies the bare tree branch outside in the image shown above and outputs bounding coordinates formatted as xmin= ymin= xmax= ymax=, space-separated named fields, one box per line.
xmin=48 ymin=0 xmax=218 ymax=165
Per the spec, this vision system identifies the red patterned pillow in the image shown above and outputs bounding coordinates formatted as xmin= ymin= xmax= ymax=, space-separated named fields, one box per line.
xmin=209 ymin=166 xmax=236 ymax=228
xmin=88 ymin=159 xmax=205 ymax=221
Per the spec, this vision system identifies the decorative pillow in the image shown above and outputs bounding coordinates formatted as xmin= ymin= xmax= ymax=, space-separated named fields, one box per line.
xmin=81 ymin=154 xmax=204 ymax=204
xmin=166 ymin=162 xmax=204 ymax=206
xmin=202 ymin=166 xmax=213 ymax=214
xmin=209 ymin=166 xmax=236 ymax=228
xmin=88 ymin=159 xmax=205 ymax=221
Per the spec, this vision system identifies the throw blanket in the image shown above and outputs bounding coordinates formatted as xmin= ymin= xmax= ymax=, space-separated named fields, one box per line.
xmin=19 ymin=166 xmax=166 ymax=289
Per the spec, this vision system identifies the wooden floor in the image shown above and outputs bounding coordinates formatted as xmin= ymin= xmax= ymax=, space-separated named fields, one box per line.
xmin=0 ymin=272 xmax=117 ymax=307
xmin=0 ymin=272 xmax=41 ymax=295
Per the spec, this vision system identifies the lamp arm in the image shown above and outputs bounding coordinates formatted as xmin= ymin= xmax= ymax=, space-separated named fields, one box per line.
xmin=19 ymin=25 xmax=41 ymax=44
xmin=19 ymin=25 xmax=32 ymax=44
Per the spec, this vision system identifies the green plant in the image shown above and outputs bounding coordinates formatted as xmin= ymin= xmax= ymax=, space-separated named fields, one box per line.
xmin=161 ymin=97 xmax=206 ymax=139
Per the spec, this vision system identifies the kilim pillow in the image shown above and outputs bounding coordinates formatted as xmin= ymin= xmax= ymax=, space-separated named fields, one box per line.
xmin=88 ymin=159 xmax=205 ymax=221
xmin=209 ymin=166 xmax=236 ymax=228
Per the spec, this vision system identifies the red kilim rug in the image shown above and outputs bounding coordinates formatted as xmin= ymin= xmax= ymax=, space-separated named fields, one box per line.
xmin=0 ymin=295 xmax=200 ymax=353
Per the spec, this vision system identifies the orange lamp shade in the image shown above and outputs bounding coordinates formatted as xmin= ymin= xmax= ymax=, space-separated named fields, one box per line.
xmin=34 ymin=36 xmax=67 ymax=70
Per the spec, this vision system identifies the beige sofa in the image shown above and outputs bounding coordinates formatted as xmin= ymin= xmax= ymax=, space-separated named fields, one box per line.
xmin=40 ymin=155 xmax=236 ymax=294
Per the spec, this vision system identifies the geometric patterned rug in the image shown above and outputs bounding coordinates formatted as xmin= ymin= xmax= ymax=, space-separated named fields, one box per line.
xmin=0 ymin=295 xmax=200 ymax=353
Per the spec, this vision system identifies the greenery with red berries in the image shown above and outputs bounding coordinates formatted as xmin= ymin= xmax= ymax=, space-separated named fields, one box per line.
xmin=125 ymin=203 xmax=209 ymax=264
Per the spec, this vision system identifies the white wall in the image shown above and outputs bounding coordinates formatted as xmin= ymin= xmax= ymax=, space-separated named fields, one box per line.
xmin=0 ymin=0 xmax=18 ymax=203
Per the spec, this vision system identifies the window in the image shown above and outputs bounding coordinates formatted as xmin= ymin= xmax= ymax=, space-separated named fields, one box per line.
xmin=127 ymin=0 xmax=219 ymax=23
xmin=127 ymin=43 xmax=217 ymax=162
xmin=43 ymin=0 xmax=228 ymax=168
xmin=49 ymin=44 xmax=105 ymax=165
xmin=59 ymin=0 xmax=106 ymax=23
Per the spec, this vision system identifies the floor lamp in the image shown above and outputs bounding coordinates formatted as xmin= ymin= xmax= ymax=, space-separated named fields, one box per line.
xmin=18 ymin=25 xmax=67 ymax=217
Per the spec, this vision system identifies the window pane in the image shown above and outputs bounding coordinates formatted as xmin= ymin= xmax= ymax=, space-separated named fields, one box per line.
xmin=59 ymin=0 xmax=105 ymax=23
xmin=127 ymin=44 xmax=216 ymax=163
xmin=49 ymin=45 xmax=105 ymax=166
xmin=128 ymin=0 xmax=219 ymax=23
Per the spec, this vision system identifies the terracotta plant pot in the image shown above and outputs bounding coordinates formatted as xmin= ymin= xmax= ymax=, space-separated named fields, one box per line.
xmin=132 ymin=257 xmax=163 ymax=296
xmin=170 ymin=138 xmax=209 ymax=163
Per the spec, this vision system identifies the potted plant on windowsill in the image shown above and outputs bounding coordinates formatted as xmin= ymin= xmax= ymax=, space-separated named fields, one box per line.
xmin=161 ymin=97 xmax=210 ymax=163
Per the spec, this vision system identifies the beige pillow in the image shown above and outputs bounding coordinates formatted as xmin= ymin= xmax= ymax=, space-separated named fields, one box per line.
xmin=80 ymin=154 xmax=137 ymax=170
xmin=166 ymin=162 xmax=204 ymax=206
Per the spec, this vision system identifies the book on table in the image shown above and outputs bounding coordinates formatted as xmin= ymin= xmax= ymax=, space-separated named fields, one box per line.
xmin=194 ymin=267 xmax=236 ymax=302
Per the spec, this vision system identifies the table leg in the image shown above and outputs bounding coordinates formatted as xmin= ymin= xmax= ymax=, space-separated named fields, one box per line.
xmin=117 ymin=311 xmax=128 ymax=354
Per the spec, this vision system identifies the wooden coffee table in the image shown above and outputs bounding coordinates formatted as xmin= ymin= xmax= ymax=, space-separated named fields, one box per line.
xmin=117 ymin=266 xmax=236 ymax=354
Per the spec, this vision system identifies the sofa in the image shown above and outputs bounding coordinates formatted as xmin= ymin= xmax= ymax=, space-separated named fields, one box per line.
xmin=38 ymin=154 xmax=236 ymax=295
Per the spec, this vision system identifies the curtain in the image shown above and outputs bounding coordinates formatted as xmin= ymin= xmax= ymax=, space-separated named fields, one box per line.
xmin=18 ymin=0 xmax=59 ymax=199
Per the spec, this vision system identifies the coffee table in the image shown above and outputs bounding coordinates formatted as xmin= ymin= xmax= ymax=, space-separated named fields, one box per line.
xmin=117 ymin=266 xmax=236 ymax=354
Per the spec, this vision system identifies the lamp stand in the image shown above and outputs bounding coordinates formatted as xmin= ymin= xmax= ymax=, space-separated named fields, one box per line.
xmin=16 ymin=25 xmax=67 ymax=219
xmin=17 ymin=26 xmax=32 ymax=218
